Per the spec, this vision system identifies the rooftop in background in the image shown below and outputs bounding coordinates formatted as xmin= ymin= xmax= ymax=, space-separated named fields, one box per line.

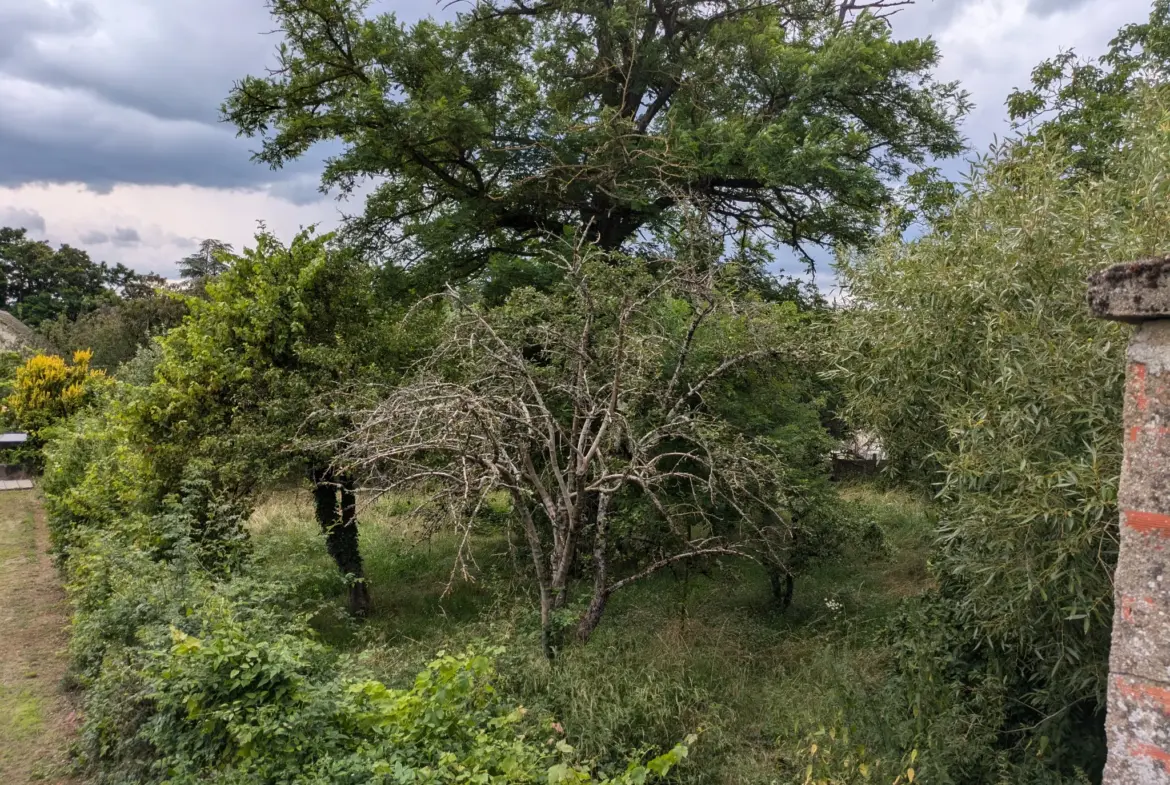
xmin=0 ymin=433 xmax=29 ymax=445
xmin=0 ymin=311 xmax=46 ymax=353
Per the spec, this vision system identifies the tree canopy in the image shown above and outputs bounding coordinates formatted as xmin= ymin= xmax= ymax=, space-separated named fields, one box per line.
xmin=41 ymin=284 xmax=189 ymax=372
xmin=225 ymin=0 xmax=967 ymax=287
xmin=1007 ymin=0 xmax=1170 ymax=177
xmin=0 ymin=227 xmax=147 ymax=327
xmin=178 ymin=239 xmax=234 ymax=281
xmin=138 ymin=229 xmax=397 ymax=489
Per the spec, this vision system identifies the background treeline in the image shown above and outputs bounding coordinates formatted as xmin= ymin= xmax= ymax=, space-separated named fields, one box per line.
xmin=4 ymin=0 xmax=1170 ymax=783
xmin=0 ymin=231 xmax=240 ymax=372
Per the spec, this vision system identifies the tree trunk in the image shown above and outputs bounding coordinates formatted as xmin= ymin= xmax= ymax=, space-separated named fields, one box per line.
xmin=509 ymin=489 xmax=559 ymax=660
xmin=567 ymin=490 xmax=599 ymax=580
xmin=311 ymin=467 xmax=370 ymax=618
xmin=539 ymin=588 xmax=555 ymax=661
xmin=577 ymin=588 xmax=609 ymax=643
xmin=577 ymin=492 xmax=612 ymax=643
xmin=338 ymin=476 xmax=370 ymax=617
xmin=769 ymin=567 xmax=795 ymax=612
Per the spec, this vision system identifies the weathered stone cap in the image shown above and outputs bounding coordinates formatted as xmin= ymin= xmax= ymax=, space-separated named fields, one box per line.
xmin=1087 ymin=256 xmax=1170 ymax=323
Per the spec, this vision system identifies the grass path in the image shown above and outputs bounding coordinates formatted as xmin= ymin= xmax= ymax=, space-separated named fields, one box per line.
xmin=0 ymin=491 xmax=79 ymax=783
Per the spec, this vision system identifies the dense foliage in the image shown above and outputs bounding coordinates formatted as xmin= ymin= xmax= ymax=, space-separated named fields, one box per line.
xmin=0 ymin=227 xmax=149 ymax=328
xmin=40 ymin=363 xmax=693 ymax=784
xmin=833 ymin=87 xmax=1170 ymax=782
xmin=40 ymin=290 xmax=189 ymax=372
xmin=1008 ymin=0 xmax=1170 ymax=177
xmin=136 ymin=230 xmax=386 ymax=487
xmin=0 ymin=349 xmax=22 ymax=401
xmin=224 ymin=0 xmax=966 ymax=286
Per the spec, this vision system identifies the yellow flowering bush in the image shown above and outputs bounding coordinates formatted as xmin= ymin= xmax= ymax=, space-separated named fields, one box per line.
xmin=5 ymin=350 xmax=106 ymax=436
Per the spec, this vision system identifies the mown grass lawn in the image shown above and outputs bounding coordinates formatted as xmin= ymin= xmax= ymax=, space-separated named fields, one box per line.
xmin=0 ymin=491 xmax=79 ymax=784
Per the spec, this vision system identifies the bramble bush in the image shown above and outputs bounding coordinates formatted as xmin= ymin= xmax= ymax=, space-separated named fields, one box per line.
xmin=42 ymin=372 xmax=692 ymax=784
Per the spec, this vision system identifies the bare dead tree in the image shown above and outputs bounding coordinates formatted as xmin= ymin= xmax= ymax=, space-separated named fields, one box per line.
xmin=318 ymin=235 xmax=812 ymax=657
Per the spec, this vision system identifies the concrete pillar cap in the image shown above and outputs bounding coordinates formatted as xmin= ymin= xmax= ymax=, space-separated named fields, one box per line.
xmin=1088 ymin=257 xmax=1170 ymax=323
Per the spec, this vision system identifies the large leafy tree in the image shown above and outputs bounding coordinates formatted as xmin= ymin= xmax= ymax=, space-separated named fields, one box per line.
xmin=138 ymin=229 xmax=429 ymax=615
xmin=1007 ymin=0 xmax=1170 ymax=178
xmin=0 ymin=227 xmax=145 ymax=327
xmin=832 ymin=87 xmax=1170 ymax=781
xmin=224 ymin=0 xmax=967 ymax=286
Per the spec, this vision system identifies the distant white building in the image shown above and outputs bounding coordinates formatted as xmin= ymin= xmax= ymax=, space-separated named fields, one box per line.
xmin=830 ymin=430 xmax=887 ymax=479
xmin=832 ymin=431 xmax=886 ymax=462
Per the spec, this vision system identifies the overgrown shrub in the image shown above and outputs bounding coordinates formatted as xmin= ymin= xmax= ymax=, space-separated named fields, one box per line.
xmin=831 ymin=90 xmax=1170 ymax=781
xmin=41 ymin=376 xmax=692 ymax=783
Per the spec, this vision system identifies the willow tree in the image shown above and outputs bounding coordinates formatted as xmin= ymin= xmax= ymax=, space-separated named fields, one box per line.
xmin=831 ymin=88 xmax=1170 ymax=781
xmin=225 ymin=0 xmax=966 ymax=286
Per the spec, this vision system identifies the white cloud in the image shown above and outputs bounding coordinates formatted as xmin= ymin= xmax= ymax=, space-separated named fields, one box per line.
xmin=0 ymin=206 xmax=46 ymax=236
xmin=80 ymin=226 xmax=142 ymax=246
xmin=896 ymin=0 xmax=1152 ymax=158
xmin=0 ymin=183 xmax=350 ymax=277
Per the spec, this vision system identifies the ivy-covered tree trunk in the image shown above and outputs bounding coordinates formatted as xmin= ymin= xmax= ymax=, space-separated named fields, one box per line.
xmin=769 ymin=568 xmax=795 ymax=612
xmin=310 ymin=467 xmax=370 ymax=617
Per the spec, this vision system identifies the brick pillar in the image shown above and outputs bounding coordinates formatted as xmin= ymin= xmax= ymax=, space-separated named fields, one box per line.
xmin=1089 ymin=258 xmax=1170 ymax=783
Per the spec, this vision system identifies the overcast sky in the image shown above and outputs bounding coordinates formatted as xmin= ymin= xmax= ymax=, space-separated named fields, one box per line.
xmin=0 ymin=0 xmax=1155 ymax=278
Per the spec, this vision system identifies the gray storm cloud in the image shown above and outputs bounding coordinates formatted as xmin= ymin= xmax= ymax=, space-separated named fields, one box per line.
xmin=0 ymin=206 xmax=47 ymax=234
xmin=0 ymin=0 xmax=333 ymax=198
xmin=1028 ymin=0 xmax=1095 ymax=18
